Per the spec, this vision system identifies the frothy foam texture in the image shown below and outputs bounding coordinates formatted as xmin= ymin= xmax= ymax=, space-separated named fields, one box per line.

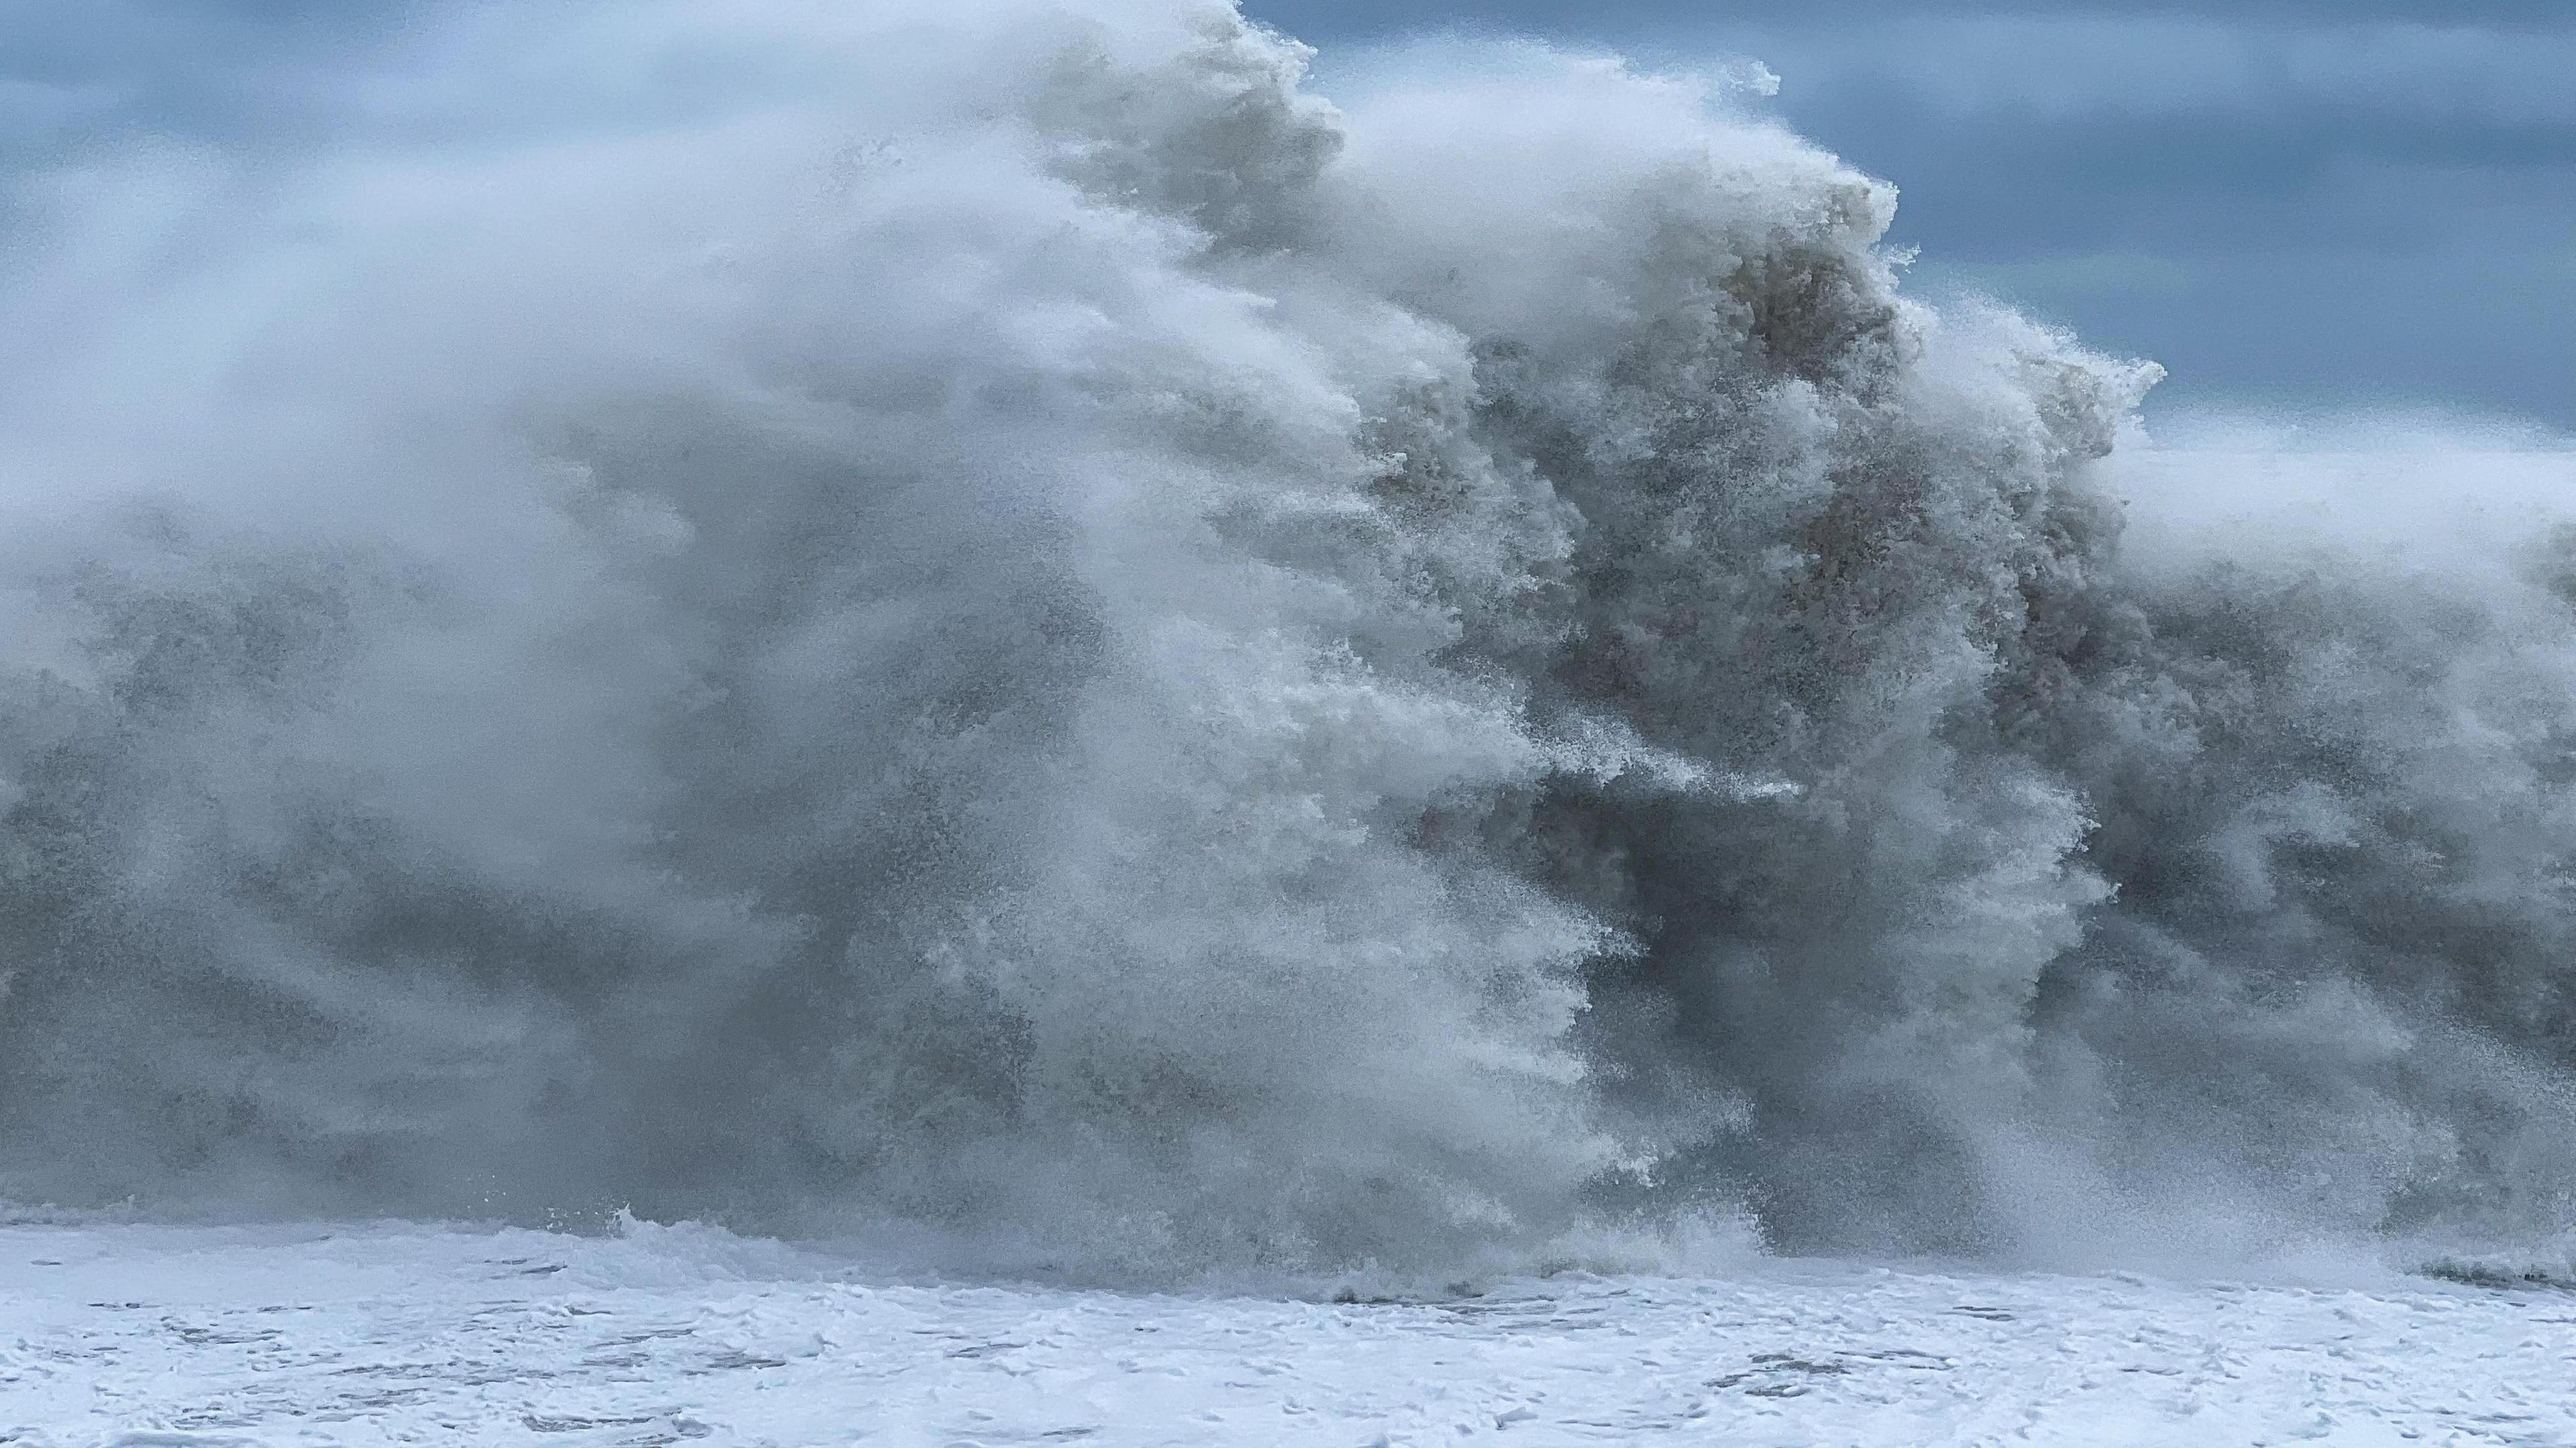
xmin=3 ymin=0 xmax=2572 ymax=1284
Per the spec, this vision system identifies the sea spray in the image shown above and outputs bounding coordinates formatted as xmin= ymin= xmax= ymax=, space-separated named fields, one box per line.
xmin=1 ymin=0 xmax=2573 ymax=1280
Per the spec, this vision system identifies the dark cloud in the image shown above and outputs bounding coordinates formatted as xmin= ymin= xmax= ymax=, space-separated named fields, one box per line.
xmin=1813 ymin=109 xmax=2576 ymax=257
xmin=1256 ymin=1 xmax=2576 ymax=426
xmin=5 ymin=1 xmax=2566 ymax=424
xmin=1255 ymin=1 xmax=2574 ymax=36
xmin=0 ymin=0 xmax=426 ymax=164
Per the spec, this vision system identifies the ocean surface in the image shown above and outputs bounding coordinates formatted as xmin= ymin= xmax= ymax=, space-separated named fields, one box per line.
xmin=4 ymin=0 xmax=2575 ymax=1298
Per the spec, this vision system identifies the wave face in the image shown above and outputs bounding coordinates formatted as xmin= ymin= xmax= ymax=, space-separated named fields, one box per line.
xmin=4 ymin=0 xmax=2575 ymax=1278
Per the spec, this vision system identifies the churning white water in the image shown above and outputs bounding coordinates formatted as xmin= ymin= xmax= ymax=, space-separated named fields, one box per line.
xmin=3 ymin=0 xmax=2573 ymax=1286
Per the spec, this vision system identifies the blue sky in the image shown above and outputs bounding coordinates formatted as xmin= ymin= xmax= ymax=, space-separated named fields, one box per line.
xmin=4 ymin=1 xmax=2568 ymax=427
xmin=1253 ymin=1 xmax=2575 ymax=429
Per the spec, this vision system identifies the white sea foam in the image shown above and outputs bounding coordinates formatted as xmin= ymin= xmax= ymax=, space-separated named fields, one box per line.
xmin=1 ymin=1 xmax=2571 ymax=1282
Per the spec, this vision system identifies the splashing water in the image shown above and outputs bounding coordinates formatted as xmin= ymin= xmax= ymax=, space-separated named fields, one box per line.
xmin=3 ymin=0 xmax=2573 ymax=1282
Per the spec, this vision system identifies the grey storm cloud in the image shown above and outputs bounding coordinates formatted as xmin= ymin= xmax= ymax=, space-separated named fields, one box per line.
xmin=1259 ymin=0 xmax=2576 ymax=425
xmin=1750 ymin=23 xmax=2576 ymax=258
xmin=1256 ymin=1 xmax=2575 ymax=33
xmin=4 ymin=0 xmax=2569 ymax=423
xmin=0 ymin=1 xmax=402 ymax=160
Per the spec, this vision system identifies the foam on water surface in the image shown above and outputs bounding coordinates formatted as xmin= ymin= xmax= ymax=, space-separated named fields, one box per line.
xmin=1 ymin=1 xmax=2574 ymax=1281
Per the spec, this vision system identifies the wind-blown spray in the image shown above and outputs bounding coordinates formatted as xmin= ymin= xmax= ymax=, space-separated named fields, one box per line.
xmin=1 ymin=0 xmax=2571 ymax=1280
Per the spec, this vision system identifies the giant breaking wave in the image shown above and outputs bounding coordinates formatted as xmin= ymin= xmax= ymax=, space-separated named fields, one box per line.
xmin=5 ymin=0 xmax=2575 ymax=1281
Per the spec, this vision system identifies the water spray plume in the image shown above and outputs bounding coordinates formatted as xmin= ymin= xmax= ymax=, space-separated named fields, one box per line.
xmin=2 ymin=1 xmax=2572 ymax=1283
